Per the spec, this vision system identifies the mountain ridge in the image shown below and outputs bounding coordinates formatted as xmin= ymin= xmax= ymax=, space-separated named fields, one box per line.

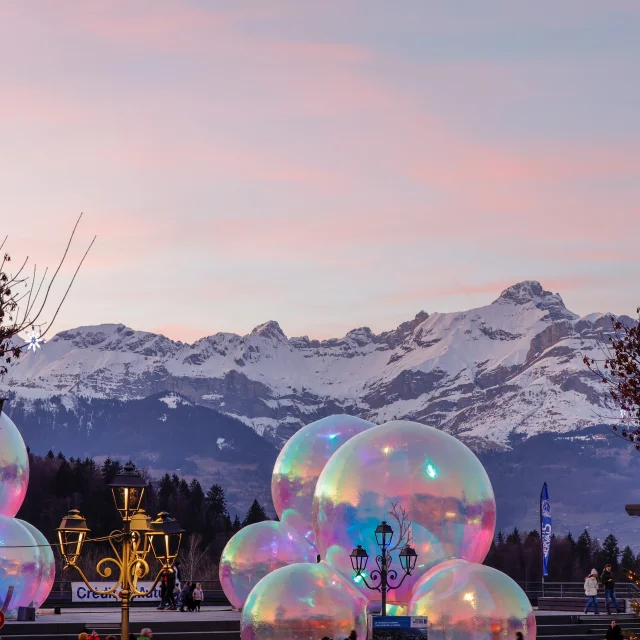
xmin=1 ymin=281 xmax=628 ymax=448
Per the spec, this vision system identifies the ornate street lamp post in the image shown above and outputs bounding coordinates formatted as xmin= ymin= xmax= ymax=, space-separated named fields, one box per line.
xmin=57 ymin=464 xmax=184 ymax=639
xmin=349 ymin=520 xmax=418 ymax=616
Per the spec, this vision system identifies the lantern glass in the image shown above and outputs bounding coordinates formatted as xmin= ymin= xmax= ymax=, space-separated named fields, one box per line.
xmin=147 ymin=512 xmax=184 ymax=566
xmin=349 ymin=545 xmax=369 ymax=574
xmin=130 ymin=509 xmax=152 ymax=560
xmin=109 ymin=463 xmax=146 ymax=520
xmin=399 ymin=544 xmax=418 ymax=574
xmin=374 ymin=521 xmax=393 ymax=549
xmin=56 ymin=509 xmax=90 ymax=566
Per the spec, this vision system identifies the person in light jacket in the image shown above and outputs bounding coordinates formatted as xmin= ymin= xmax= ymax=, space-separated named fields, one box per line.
xmin=584 ymin=569 xmax=600 ymax=614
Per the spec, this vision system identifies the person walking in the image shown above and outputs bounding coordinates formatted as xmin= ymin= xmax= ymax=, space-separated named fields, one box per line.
xmin=601 ymin=564 xmax=622 ymax=614
xmin=179 ymin=582 xmax=192 ymax=612
xmin=606 ymin=620 xmax=623 ymax=640
xmin=138 ymin=629 xmax=153 ymax=639
xmin=193 ymin=582 xmax=204 ymax=612
xmin=584 ymin=569 xmax=600 ymax=614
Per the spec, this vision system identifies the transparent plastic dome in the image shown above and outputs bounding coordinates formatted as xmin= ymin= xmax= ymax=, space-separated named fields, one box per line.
xmin=241 ymin=561 xmax=368 ymax=639
xmin=220 ymin=521 xmax=317 ymax=609
xmin=0 ymin=515 xmax=41 ymax=617
xmin=272 ymin=414 xmax=375 ymax=546
xmin=0 ymin=410 xmax=29 ymax=517
xmin=409 ymin=559 xmax=536 ymax=640
xmin=17 ymin=519 xmax=56 ymax=609
xmin=313 ymin=420 xmax=496 ymax=604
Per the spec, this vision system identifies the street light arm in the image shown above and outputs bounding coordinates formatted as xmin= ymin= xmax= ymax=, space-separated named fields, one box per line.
xmin=384 ymin=567 xmax=411 ymax=592
xmin=129 ymin=563 xmax=168 ymax=599
xmin=356 ymin=570 xmax=382 ymax=593
xmin=65 ymin=563 xmax=122 ymax=597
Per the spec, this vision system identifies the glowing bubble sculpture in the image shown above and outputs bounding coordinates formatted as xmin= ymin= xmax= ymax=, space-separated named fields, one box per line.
xmin=313 ymin=420 xmax=496 ymax=604
xmin=220 ymin=521 xmax=317 ymax=609
xmin=0 ymin=515 xmax=41 ymax=617
xmin=241 ymin=561 xmax=368 ymax=639
xmin=272 ymin=414 xmax=375 ymax=546
xmin=0 ymin=409 xmax=29 ymax=517
xmin=17 ymin=519 xmax=56 ymax=608
xmin=409 ymin=559 xmax=536 ymax=640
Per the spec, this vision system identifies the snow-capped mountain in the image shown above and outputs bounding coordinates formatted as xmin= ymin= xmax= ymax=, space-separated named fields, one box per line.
xmin=1 ymin=281 xmax=625 ymax=448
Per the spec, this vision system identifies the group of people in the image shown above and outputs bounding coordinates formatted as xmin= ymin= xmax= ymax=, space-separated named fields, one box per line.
xmin=77 ymin=630 xmax=152 ymax=640
xmin=584 ymin=563 xmax=624 ymax=615
xmin=156 ymin=563 xmax=204 ymax=611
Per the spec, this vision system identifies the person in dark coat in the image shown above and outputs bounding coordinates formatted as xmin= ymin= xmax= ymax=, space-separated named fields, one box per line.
xmin=606 ymin=620 xmax=623 ymax=640
xmin=601 ymin=564 xmax=622 ymax=614
xmin=179 ymin=583 xmax=192 ymax=612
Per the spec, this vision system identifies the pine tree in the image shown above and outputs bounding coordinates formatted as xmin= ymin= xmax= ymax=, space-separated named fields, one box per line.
xmin=46 ymin=450 xmax=55 ymax=460
xmin=158 ymin=473 xmax=173 ymax=511
xmin=205 ymin=484 xmax=228 ymax=519
xmin=603 ymin=534 xmax=621 ymax=570
xmin=576 ymin=529 xmax=592 ymax=569
xmin=243 ymin=499 xmax=269 ymax=526
xmin=566 ymin=532 xmax=576 ymax=552
xmin=232 ymin=515 xmax=241 ymax=531
xmin=621 ymin=546 xmax=635 ymax=572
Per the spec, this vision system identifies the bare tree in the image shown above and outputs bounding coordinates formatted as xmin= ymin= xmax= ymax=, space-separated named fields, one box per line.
xmin=0 ymin=214 xmax=95 ymax=376
xmin=179 ymin=534 xmax=214 ymax=581
xmin=584 ymin=308 xmax=640 ymax=449
xmin=388 ymin=501 xmax=413 ymax=552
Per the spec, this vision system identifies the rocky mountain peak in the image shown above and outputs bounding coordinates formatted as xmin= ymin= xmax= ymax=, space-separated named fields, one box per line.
xmin=250 ymin=320 xmax=287 ymax=342
xmin=493 ymin=281 xmax=575 ymax=321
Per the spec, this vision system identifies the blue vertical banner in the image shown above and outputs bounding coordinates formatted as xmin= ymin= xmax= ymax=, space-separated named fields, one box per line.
xmin=540 ymin=482 xmax=552 ymax=577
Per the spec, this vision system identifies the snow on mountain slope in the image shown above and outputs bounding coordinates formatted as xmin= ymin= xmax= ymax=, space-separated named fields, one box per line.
xmin=1 ymin=281 xmax=624 ymax=447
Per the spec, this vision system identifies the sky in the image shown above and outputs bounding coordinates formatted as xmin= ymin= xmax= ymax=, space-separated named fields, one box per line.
xmin=1 ymin=1 xmax=639 ymax=342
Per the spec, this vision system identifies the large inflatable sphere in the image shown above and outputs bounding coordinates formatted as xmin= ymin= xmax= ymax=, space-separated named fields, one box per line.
xmin=313 ymin=420 xmax=496 ymax=604
xmin=241 ymin=562 xmax=368 ymax=639
xmin=409 ymin=559 xmax=536 ymax=640
xmin=219 ymin=521 xmax=316 ymax=609
xmin=272 ymin=414 xmax=375 ymax=545
xmin=0 ymin=515 xmax=41 ymax=617
xmin=0 ymin=409 xmax=29 ymax=517
xmin=17 ymin=519 xmax=56 ymax=608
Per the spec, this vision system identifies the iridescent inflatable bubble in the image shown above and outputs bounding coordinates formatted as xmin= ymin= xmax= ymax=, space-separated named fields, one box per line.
xmin=17 ymin=519 xmax=56 ymax=609
xmin=0 ymin=515 xmax=41 ymax=617
xmin=0 ymin=409 xmax=29 ymax=517
xmin=409 ymin=559 xmax=536 ymax=640
xmin=272 ymin=414 xmax=375 ymax=546
xmin=313 ymin=420 xmax=496 ymax=604
xmin=220 ymin=521 xmax=317 ymax=609
xmin=241 ymin=561 xmax=368 ymax=639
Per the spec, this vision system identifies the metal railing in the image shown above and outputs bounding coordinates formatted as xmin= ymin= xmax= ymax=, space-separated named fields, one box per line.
xmin=518 ymin=581 xmax=640 ymax=602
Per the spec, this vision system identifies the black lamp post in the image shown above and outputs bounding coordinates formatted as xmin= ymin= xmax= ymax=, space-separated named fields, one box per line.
xmin=349 ymin=520 xmax=418 ymax=616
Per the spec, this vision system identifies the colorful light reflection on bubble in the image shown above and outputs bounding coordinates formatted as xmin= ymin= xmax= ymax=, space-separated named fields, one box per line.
xmin=0 ymin=410 xmax=29 ymax=518
xmin=220 ymin=521 xmax=317 ymax=609
xmin=409 ymin=559 xmax=536 ymax=640
xmin=17 ymin=519 xmax=56 ymax=609
xmin=271 ymin=414 xmax=375 ymax=545
xmin=0 ymin=515 xmax=41 ymax=617
xmin=241 ymin=561 xmax=368 ymax=640
xmin=313 ymin=420 xmax=496 ymax=604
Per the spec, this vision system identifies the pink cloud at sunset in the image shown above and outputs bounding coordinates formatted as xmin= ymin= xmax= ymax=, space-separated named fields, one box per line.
xmin=0 ymin=1 xmax=638 ymax=340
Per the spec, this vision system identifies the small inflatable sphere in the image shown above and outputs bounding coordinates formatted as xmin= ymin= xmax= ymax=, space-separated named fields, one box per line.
xmin=0 ymin=515 xmax=41 ymax=617
xmin=17 ymin=519 xmax=56 ymax=608
xmin=272 ymin=414 xmax=375 ymax=545
xmin=0 ymin=410 xmax=29 ymax=517
xmin=313 ymin=420 xmax=496 ymax=604
xmin=220 ymin=521 xmax=317 ymax=609
xmin=241 ymin=562 xmax=368 ymax=639
xmin=409 ymin=559 xmax=536 ymax=640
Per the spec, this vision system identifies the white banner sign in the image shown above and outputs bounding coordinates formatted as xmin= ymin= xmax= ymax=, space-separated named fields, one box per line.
xmin=71 ymin=582 xmax=162 ymax=603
